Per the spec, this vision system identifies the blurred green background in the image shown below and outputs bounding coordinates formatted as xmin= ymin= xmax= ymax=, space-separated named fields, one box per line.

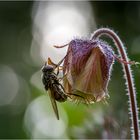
xmin=0 ymin=1 xmax=140 ymax=139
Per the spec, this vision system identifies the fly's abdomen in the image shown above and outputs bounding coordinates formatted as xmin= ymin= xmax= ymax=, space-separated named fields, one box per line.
xmin=52 ymin=84 xmax=67 ymax=102
xmin=55 ymin=91 xmax=67 ymax=102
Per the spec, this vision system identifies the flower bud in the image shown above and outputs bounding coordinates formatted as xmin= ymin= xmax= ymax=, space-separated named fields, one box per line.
xmin=63 ymin=39 xmax=114 ymax=104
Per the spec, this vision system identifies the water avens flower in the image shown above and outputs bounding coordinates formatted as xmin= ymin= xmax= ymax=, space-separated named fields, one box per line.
xmin=53 ymin=28 xmax=139 ymax=139
xmin=63 ymin=39 xmax=114 ymax=103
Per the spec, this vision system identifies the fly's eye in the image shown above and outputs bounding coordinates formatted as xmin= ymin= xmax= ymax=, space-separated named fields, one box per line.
xmin=42 ymin=65 xmax=54 ymax=73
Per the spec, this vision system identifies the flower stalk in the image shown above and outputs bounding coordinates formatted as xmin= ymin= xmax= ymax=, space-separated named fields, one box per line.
xmin=91 ymin=28 xmax=139 ymax=139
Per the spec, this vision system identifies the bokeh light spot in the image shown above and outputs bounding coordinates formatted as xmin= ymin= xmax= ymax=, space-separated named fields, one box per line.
xmin=24 ymin=95 xmax=68 ymax=138
xmin=0 ymin=65 xmax=19 ymax=106
xmin=31 ymin=1 xmax=96 ymax=65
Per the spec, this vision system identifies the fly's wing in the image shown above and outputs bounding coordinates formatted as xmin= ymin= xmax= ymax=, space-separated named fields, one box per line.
xmin=48 ymin=89 xmax=59 ymax=120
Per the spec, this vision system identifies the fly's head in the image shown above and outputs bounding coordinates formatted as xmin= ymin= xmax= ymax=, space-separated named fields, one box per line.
xmin=42 ymin=64 xmax=54 ymax=74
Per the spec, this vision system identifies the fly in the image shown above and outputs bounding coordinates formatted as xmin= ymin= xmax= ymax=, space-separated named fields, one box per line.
xmin=41 ymin=57 xmax=67 ymax=120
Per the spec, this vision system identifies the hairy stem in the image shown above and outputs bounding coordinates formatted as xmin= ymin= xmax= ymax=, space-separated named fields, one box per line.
xmin=91 ymin=28 xmax=139 ymax=139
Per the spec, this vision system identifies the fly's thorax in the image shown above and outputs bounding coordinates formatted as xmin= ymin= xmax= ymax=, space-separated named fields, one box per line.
xmin=42 ymin=73 xmax=54 ymax=89
xmin=42 ymin=65 xmax=54 ymax=73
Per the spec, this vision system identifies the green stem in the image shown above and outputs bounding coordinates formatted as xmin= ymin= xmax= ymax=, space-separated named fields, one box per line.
xmin=91 ymin=28 xmax=139 ymax=139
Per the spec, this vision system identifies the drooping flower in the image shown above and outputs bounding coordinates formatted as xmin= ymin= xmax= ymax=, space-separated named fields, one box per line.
xmin=63 ymin=38 xmax=114 ymax=104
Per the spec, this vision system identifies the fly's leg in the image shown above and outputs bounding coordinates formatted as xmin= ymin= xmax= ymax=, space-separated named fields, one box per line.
xmin=56 ymin=67 xmax=59 ymax=75
xmin=67 ymin=92 xmax=90 ymax=104
xmin=56 ymin=66 xmax=63 ymax=75
xmin=69 ymin=93 xmax=85 ymax=99
xmin=58 ymin=74 xmax=67 ymax=82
